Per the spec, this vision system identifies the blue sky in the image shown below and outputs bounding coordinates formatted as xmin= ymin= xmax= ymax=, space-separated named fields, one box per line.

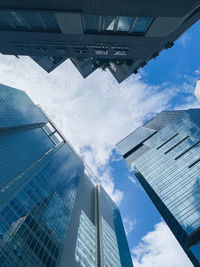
xmin=114 ymin=20 xmax=200 ymax=266
xmin=0 ymin=20 xmax=200 ymax=267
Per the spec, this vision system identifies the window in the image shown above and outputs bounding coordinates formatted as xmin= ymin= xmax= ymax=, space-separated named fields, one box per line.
xmin=19 ymin=12 xmax=44 ymax=31
xmin=0 ymin=11 xmax=24 ymax=29
xmin=156 ymin=133 xmax=179 ymax=150
xmin=102 ymin=16 xmax=115 ymax=31
xmin=175 ymin=140 xmax=200 ymax=160
xmin=132 ymin=17 xmax=152 ymax=33
xmin=40 ymin=12 xmax=60 ymax=32
xmin=117 ymin=16 xmax=132 ymax=32
xmin=188 ymin=158 xmax=200 ymax=168
xmin=0 ymin=10 xmax=61 ymax=33
xmin=83 ymin=15 xmax=153 ymax=34
xmin=164 ymin=136 xmax=189 ymax=154
xmin=83 ymin=15 xmax=100 ymax=31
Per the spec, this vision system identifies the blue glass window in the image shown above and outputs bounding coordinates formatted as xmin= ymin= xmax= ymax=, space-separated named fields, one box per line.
xmin=84 ymin=15 xmax=100 ymax=31
xmin=19 ymin=11 xmax=44 ymax=31
xmin=83 ymin=15 xmax=152 ymax=35
xmin=117 ymin=16 xmax=133 ymax=32
xmin=102 ymin=16 xmax=116 ymax=31
xmin=0 ymin=14 xmax=12 ymax=29
xmin=132 ymin=17 xmax=152 ymax=33
xmin=0 ymin=10 xmax=60 ymax=33
xmin=190 ymin=243 xmax=200 ymax=262
xmin=39 ymin=12 xmax=60 ymax=32
xmin=0 ymin=11 xmax=24 ymax=29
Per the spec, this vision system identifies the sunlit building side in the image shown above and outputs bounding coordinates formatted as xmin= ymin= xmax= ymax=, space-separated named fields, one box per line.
xmin=0 ymin=83 xmax=133 ymax=267
xmin=117 ymin=109 xmax=200 ymax=266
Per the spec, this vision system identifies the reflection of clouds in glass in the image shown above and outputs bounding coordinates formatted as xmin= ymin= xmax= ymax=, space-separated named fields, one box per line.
xmin=128 ymin=109 xmax=200 ymax=240
xmin=106 ymin=19 xmax=115 ymax=30
xmin=75 ymin=211 xmax=96 ymax=267
xmin=180 ymin=178 xmax=200 ymax=233
xmin=0 ymin=84 xmax=47 ymax=129
xmin=117 ymin=16 xmax=132 ymax=32
xmin=101 ymin=216 xmax=121 ymax=267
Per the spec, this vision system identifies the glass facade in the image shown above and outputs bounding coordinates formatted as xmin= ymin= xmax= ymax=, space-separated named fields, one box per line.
xmin=117 ymin=109 xmax=200 ymax=267
xmin=83 ymin=15 xmax=152 ymax=34
xmin=0 ymin=83 xmax=85 ymax=266
xmin=0 ymin=10 xmax=61 ymax=32
xmin=75 ymin=211 xmax=96 ymax=266
xmin=101 ymin=216 xmax=121 ymax=267
xmin=0 ymin=10 xmax=152 ymax=35
xmin=99 ymin=186 xmax=133 ymax=267
xmin=0 ymin=83 xmax=133 ymax=267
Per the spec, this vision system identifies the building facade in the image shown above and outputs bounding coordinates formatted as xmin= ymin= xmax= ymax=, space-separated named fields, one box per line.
xmin=117 ymin=109 xmax=200 ymax=266
xmin=0 ymin=1 xmax=200 ymax=82
xmin=0 ymin=83 xmax=133 ymax=267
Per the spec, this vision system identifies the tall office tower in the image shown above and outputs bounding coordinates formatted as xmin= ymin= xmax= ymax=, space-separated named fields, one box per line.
xmin=117 ymin=109 xmax=200 ymax=266
xmin=0 ymin=83 xmax=133 ymax=267
xmin=0 ymin=1 xmax=200 ymax=82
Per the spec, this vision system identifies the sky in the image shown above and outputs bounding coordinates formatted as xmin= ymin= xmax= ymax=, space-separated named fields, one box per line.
xmin=0 ymin=20 xmax=200 ymax=267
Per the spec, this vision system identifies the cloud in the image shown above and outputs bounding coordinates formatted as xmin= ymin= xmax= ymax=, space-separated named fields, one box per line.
xmin=132 ymin=222 xmax=193 ymax=267
xmin=177 ymin=32 xmax=192 ymax=48
xmin=123 ymin=217 xmax=137 ymax=236
xmin=128 ymin=175 xmax=137 ymax=184
xmin=0 ymin=54 xmax=198 ymax=204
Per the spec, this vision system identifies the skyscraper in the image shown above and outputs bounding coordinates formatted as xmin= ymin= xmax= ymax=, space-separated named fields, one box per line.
xmin=116 ymin=109 xmax=200 ymax=266
xmin=0 ymin=83 xmax=133 ymax=267
xmin=0 ymin=1 xmax=199 ymax=82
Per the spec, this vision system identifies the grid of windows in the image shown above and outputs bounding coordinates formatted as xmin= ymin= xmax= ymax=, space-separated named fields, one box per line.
xmin=0 ymin=84 xmax=48 ymax=128
xmin=0 ymin=156 xmax=80 ymax=266
xmin=0 ymin=127 xmax=54 ymax=189
xmin=75 ymin=211 xmax=96 ymax=267
xmin=0 ymin=85 xmax=133 ymax=267
xmin=101 ymin=217 xmax=121 ymax=267
xmin=0 ymin=123 xmax=84 ymax=267
xmin=127 ymin=109 xmax=200 ymax=264
xmin=83 ymin=15 xmax=153 ymax=34
xmin=0 ymin=11 xmax=153 ymax=35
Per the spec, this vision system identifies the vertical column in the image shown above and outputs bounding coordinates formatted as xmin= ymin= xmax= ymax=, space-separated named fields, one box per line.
xmin=95 ymin=184 xmax=103 ymax=267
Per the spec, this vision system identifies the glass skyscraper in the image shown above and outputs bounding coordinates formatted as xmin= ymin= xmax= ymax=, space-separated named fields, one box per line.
xmin=0 ymin=83 xmax=133 ymax=267
xmin=0 ymin=2 xmax=200 ymax=82
xmin=117 ymin=109 xmax=200 ymax=267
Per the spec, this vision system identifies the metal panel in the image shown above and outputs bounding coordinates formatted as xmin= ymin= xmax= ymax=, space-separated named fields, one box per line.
xmin=146 ymin=17 xmax=182 ymax=37
xmin=55 ymin=13 xmax=83 ymax=34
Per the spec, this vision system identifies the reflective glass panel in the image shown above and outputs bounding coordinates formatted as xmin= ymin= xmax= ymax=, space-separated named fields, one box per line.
xmin=0 ymin=13 xmax=12 ymax=29
xmin=38 ymin=13 xmax=60 ymax=32
xmin=0 ymin=11 xmax=60 ymax=32
xmin=101 ymin=216 xmax=121 ymax=266
xmin=102 ymin=16 xmax=115 ymax=31
xmin=0 ymin=11 xmax=22 ymax=28
xmin=121 ymin=109 xmax=200 ymax=265
xmin=84 ymin=15 xmax=100 ymax=31
xmin=190 ymin=243 xmax=200 ymax=261
xmin=19 ymin=12 xmax=44 ymax=31
xmin=132 ymin=17 xmax=152 ymax=33
xmin=117 ymin=16 xmax=133 ymax=32
xmin=75 ymin=211 xmax=96 ymax=266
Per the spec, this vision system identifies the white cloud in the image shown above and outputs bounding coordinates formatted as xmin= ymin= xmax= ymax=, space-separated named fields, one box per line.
xmin=132 ymin=222 xmax=193 ymax=267
xmin=177 ymin=32 xmax=192 ymax=48
xmin=0 ymin=54 xmax=198 ymax=204
xmin=123 ymin=217 xmax=137 ymax=236
xmin=128 ymin=175 xmax=137 ymax=184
